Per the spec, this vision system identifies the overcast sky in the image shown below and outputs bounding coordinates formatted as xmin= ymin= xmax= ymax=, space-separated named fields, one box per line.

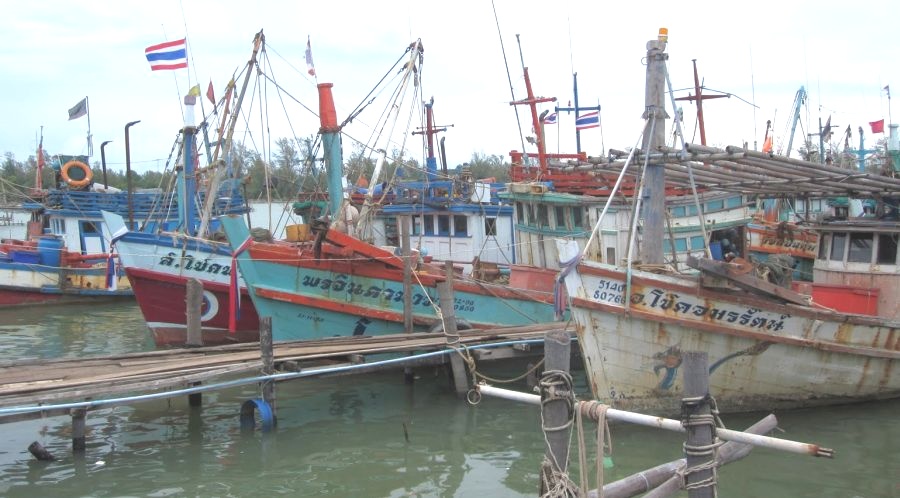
xmin=1 ymin=0 xmax=896 ymax=176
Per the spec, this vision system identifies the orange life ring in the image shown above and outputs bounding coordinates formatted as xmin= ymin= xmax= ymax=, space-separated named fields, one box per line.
xmin=61 ymin=160 xmax=93 ymax=188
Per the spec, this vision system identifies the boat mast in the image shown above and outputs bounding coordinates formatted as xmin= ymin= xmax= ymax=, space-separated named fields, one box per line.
xmin=674 ymin=59 xmax=727 ymax=146
xmin=318 ymin=83 xmax=344 ymax=219
xmin=640 ymin=30 xmax=670 ymax=265
xmin=510 ymin=68 xmax=556 ymax=174
xmin=412 ymin=98 xmax=449 ymax=182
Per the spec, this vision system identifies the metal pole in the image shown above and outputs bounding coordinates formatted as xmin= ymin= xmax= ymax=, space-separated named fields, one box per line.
xmin=124 ymin=120 xmax=141 ymax=228
xmin=477 ymin=385 xmax=833 ymax=458
xmin=100 ymin=140 xmax=112 ymax=189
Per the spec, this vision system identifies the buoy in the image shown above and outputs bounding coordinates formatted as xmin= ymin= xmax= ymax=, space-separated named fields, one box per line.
xmin=61 ymin=160 xmax=93 ymax=188
xmin=239 ymin=398 xmax=275 ymax=431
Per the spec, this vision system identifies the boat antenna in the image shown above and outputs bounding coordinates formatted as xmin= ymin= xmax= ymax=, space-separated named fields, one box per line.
xmin=491 ymin=0 xmax=528 ymax=155
xmin=179 ymin=0 xmax=213 ymax=165
xmin=750 ymin=45 xmax=758 ymax=150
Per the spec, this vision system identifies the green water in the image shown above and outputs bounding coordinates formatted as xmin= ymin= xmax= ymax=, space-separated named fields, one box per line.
xmin=0 ymin=302 xmax=897 ymax=497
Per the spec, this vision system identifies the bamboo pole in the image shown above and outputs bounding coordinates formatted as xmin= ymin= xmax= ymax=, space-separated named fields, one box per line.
xmin=476 ymin=384 xmax=833 ymax=458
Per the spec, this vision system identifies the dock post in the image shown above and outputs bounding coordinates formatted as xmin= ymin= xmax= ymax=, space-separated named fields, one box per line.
xmin=188 ymin=381 xmax=202 ymax=407
xmin=438 ymin=261 xmax=467 ymax=397
xmin=259 ymin=316 xmax=277 ymax=425
xmin=185 ymin=278 xmax=203 ymax=347
xmin=400 ymin=215 xmax=415 ymax=384
xmin=539 ymin=329 xmax=573 ymax=495
xmin=71 ymin=408 xmax=87 ymax=453
xmin=681 ymin=351 xmax=716 ymax=498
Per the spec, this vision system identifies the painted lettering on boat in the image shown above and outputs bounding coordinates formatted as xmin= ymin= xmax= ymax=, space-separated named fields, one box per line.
xmin=159 ymin=252 xmax=232 ymax=276
xmin=298 ymin=274 xmax=453 ymax=311
xmin=587 ymin=277 xmax=790 ymax=331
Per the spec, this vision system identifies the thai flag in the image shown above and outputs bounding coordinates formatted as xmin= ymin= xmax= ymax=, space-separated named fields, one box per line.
xmin=575 ymin=111 xmax=600 ymax=130
xmin=145 ymin=38 xmax=188 ymax=71
xmin=542 ymin=112 xmax=558 ymax=125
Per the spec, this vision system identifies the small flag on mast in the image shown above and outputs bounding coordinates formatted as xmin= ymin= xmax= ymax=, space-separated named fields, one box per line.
xmin=884 ymin=85 xmax=891 ymax=99
xmin=145 ymin=38 xmax=188 ymax=71
xmin=305 ymin=36 xmax=316 ymax=76
xmin=869 ymin=119 xmax=885 ymax=134
xmin=542 ymin=112 xmax=557 ymax=125
xmin=206 ymin=80 xmax=215 ymax=104
xmin=68 ymin=97 xmax=88 ymax=120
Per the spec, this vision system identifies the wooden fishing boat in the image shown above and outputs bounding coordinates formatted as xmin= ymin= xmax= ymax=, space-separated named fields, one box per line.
xmin=561 ymin=30 xmax=900 ymax=415
xmin=221 ymin=52 xmax=562 ymax=341
xmin=104 ymin=32 xmax=262 ymax=346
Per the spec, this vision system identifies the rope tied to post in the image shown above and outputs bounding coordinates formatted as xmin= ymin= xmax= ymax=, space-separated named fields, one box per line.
xmin=539 ymin=368 xmax=579 ymax=498
xmin=678 ymin=393 xmax=725 ymax=493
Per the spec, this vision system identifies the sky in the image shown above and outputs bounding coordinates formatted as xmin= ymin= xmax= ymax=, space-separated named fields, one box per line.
xmin=1 ymin=0 xmax=897 ymax=177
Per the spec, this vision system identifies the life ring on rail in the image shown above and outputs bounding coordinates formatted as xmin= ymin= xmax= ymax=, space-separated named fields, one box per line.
xmin=61 ymin=160 xmax=93 ymax=188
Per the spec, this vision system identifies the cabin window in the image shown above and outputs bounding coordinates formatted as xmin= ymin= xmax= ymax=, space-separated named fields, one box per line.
xmin=453 ymin=215 xmax=468 ymax=237
xmin=437 ymin=215 xmax=450 ymax=235
xmin=51 ymin=219 xmax=65 ymax=235
xmin=572 ymin=207 xmax=583 ymax=229
xmin=829 ymin=232 xmax=847 ymax=261
xmin=848 ymin=233 xmax=873 ymax=263
xmin=690 ymin=235 xmax=706 ymax=251
xmin=555 ymin=206 xmax=566 ymax=230
xmin=673 ymin=238 xmax=688 ymax=252
xmin=687 ymin=205 xmax=699 ymax=216
xmin=877 ymin=234 xmax=898 ymax=264
xmin=412 ymin=216 xmax=422 ymax=236
xmin=606 ymin=247 xmax=616 ymax=264
xmin=424 ymin=215 xmax=435 ymax=235
xmin=706 ymin=199 xmax=724 ymax=212
xmin=537 ymin=205 xmax=549 ymax=227
xmin=670 ymin=206 xmax=686 ymax=217
xmin=818 ymin=233 xmax=830 ymax=259
xmin=725 ymin=196 xmax=743 ymax=209
xmin=485 ymin=218 xmax=497 ymax=236
xmin=516 ymin=202 xmax=525 ymax=224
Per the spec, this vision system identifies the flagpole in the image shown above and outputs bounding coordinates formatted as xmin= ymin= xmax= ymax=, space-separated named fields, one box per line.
xmin=86 ymin=96 xmax=93 ymax=157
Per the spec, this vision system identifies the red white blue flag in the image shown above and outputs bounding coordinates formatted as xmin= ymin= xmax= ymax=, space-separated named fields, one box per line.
xmin=575 ymin=111 xmax=600 ymax=130
xmin=542 ymin=112 xmax=558 ymax=125
xmin=145 ymin=38 xmax=188 ymax=71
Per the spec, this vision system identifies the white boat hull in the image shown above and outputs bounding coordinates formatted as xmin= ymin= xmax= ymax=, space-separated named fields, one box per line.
xmin=563 ymin=259 xmax=900 ymax=414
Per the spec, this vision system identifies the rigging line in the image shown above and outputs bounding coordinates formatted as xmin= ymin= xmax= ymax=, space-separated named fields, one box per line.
xmin=341 ymin=46 xmax=412 ymax=128
xmin=491 ymin=0 xmax=528 ymax=157
xmin=258 ymin=50 xmax=315 ymax=148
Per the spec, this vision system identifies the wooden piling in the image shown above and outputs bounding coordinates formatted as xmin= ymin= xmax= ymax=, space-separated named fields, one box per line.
xmin=259 ymin=316 xmax=277 ymax=424
xmin=400 ymin=215 xmax=415 ymax=384
xmin=598 ymin=414 xmax=778 ymax=498
xmin=185 ymin=278 xmax=203 ymax=347
xmin=437 ymin=262 xmax=467 ymax=397
xmin=71 ymin=407 xmax=86 ymax=452
xmin=539 ymin=329 xmax=573 ymax=495
xmin=681 ymin=351 xmax=716 ymax=498
xmin=188 ymin=381 xmax=202 ymax=407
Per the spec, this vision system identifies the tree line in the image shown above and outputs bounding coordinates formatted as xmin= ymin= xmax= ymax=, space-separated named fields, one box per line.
xmin=0 ymin=136 xmax=512 ymax=205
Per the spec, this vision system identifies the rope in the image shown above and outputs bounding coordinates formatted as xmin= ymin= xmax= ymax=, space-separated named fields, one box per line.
xmin=577 ymin=400 xmax=612 ymax=498
xmin=678 ymin=394 xmax=725 ymax=494
xmin=538 ymin=369 xmax=579 ymax=498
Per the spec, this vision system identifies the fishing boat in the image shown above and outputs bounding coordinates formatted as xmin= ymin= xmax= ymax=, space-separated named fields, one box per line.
xmin=0 ymin=137 xmax=184 ymax=306
xmin=104 ymin=32 xmax=263 ymax=346
xmin=220 ymin=44 xmax=561 ymax=341
xmin=560 ymin=30 xmax=900 ymax=415
xmin=354 ymin=98 xmax=517 ymax=279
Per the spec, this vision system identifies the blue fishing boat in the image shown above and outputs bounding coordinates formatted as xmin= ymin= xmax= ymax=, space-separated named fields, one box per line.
xmin=221 ymin=62 xmax=562 ymax=341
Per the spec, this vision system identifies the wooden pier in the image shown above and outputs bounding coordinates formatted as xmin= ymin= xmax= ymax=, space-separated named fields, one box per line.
xmin=0 ymin=322 xmax=571 ymax=424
